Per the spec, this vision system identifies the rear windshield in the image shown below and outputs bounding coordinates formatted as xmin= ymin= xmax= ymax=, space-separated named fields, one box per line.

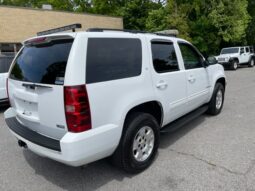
xmin=10 ymin=39 xmax=73 ymax=85
xmin=220 ymin=48 xmax=239 ymax=54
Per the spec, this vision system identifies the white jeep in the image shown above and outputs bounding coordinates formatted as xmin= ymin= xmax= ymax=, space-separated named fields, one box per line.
xmin=218 ymin=46 xmax=255 ymax=70
xmin=4 ymin=25 xmax=226 ymax=173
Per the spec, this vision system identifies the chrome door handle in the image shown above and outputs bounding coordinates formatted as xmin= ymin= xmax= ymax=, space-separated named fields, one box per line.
xmin=188 ymin=76 xmax=196 ymax=83
xmin=156 ymin=81 xmax=168 ymax=89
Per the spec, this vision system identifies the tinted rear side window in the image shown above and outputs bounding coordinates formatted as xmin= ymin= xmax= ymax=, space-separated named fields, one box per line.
xmin=151 ymin=41 xmax=179 ymax=73
xmin=86 ymin=38 xmax=142 ymax=83
xmin=10 ymin=39 xmax=73 ymax=85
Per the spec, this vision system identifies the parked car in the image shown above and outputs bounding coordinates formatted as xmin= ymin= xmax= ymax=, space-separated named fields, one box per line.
xmin=4 ymin=25 xmax=226 ymax=173
xmin=0 ymin=54 xmax=14 ymax=103
xmin=218 ymin=46 xmax=255 ymax=70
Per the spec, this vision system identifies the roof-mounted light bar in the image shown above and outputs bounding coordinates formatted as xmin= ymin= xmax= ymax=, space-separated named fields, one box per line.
xmin=156 ymin=30 xmax=179 ymax=37
xmin=37 ymin=23 xmax=82 ymax=36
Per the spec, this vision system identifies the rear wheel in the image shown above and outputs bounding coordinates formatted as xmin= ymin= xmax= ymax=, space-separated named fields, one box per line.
xmin=207 ymin=83 xmax=225 ymax=115
xmin=231 ymin=60 xmax=238 ymax=70
xmin=111 ymin=112 xmax=160 ymax=173
xmin=248 ymin=58 xmax=254 ymax=67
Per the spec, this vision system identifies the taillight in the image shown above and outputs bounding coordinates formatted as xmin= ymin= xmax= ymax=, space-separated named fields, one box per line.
xmin=24 ymin=37 xmax=49 ymax=46
xmin=64 ymin=85 xmax=91 ymax=133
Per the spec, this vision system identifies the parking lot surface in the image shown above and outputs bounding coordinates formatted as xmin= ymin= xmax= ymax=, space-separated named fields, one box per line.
xmin=1 ymin=67 xmax=255 ymax=191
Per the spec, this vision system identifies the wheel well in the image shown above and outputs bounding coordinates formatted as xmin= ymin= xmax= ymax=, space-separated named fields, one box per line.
xmin=231 ymin=58 xmax=239 ymax=63
xmin=125 ymin=101 xmax=163 ymax=127
xmin=216 ymin=77 xmax=226 ymax=88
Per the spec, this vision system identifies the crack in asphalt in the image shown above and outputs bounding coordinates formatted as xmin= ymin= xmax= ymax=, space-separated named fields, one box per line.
xmin=169 ymin=149 xmax=255 ymax=191
xmin=169 ymin=149 xmax=244 ymax=176
xmin=244 ymin=160 xmax=255 ymax=175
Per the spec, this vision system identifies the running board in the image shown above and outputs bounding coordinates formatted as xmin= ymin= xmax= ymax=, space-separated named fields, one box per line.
xmin=160 ymin=105 xmax=208 ymax=133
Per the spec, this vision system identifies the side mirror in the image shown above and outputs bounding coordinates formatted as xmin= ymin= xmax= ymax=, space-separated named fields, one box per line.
xmin=206 ymin=56 xmax=218 ymax=66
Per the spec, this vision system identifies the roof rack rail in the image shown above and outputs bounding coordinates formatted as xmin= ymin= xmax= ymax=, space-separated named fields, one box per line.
xmin=86 ymin=28 xmax=178 ymax=37
xmin=87 ymin=28 xmax=147 ymax=34
xmin=37 ymin=23 xmax=82 ymax=36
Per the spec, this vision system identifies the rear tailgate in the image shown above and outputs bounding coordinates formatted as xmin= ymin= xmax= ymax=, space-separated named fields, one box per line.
xmin=8 ymin=36 xmax=74 ymax=140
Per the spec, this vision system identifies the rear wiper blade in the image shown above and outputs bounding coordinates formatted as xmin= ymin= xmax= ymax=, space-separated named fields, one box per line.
xmin=22 ymin=83 xmax=52 ymax=89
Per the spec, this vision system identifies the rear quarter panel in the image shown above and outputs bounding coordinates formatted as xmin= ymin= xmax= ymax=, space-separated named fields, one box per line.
xmin=69 ymin=33 xmax=158 ymax=148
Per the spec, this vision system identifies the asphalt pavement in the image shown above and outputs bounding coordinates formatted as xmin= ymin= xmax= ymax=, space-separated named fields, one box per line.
xmin=1 ymin=66 xmax=255 ymax=191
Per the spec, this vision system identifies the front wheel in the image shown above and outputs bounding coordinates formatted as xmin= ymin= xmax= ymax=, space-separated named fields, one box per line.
xmin=207 ymin=83 xmax=225 ymax=115
xmin=111 ymin=112 xmax=160 ymax=173
xmin=248 ymin=58 xmax=254 ymax=67
xmin=231 ymin=60 xmax=238 ymax=70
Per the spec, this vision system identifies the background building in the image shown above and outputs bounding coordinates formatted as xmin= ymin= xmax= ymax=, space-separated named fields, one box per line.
xmin=0 ymin=5 xmax=123 ymax=72
xmin=0 ymin=5 xmax=123 ymax=55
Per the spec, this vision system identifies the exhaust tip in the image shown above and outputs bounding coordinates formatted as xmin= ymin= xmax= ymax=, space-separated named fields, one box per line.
xmin=18 ymin=140 xmax=27 ymax=148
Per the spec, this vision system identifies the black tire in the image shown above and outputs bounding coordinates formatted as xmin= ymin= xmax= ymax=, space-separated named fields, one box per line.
xmin=248 ymin=58 xmax=254 ymax=67
xmin=231 ymin=60 xmax=238 ymax=70
xmin=111 ymin=112 xmax=160 ymax=173
xmin=207 ymin=83 xmax=225 ymax=115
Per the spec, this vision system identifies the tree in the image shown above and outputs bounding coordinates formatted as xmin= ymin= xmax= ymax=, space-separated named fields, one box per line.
xmin=146 ymin=0 xmax=191 ymax=40
xmin=246 ymin=0 xmax=255 ymax=45
xmin=161 ymin=0 xmax=250 ymax=54
xmin=146 ymin=8 xmax=168 ymax=32
xmin=120 ymin=0 xmax=162 ymax=30
xmin=1 ymin=0 xmax=252 ymax=54
xmin=209 ymin=0 xmax=250 ymax=43
xmin=0 ymin=0 xmax=74 ymax=11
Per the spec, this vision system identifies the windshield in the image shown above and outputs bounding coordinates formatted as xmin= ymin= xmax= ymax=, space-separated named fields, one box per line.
xmin=10 ymin=39 xmax=73 ymax=85
xmin=220 ymin=48 xmax=239 ymax=55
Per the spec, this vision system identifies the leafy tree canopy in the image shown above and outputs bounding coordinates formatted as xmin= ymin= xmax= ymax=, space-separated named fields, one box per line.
xmin=0 ymin=0 xmax=253 ymax=54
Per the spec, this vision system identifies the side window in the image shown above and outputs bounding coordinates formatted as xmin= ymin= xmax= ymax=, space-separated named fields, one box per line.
xmin=86 ymin=38 xmax=142 ymax=84
xmin=151 ymin=41 xmax=179 ymax=73
xmin=178 ymin=42 xmax=203 ymax=69
xmin=246 ymin=47 xmax=249 ymax=53
xmin=240 ymin=48 xmax=245 ymax=54
xmin=251 ymin=47 xmax=254 ymax=53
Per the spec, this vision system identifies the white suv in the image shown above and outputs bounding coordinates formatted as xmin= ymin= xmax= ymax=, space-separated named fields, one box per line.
xmin=218 ymin=46 xmax=255 ymax=70
xmin=4 ymin=26 xmax=226 ymax=173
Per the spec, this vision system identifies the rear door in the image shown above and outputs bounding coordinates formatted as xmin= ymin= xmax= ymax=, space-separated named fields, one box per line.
xmin=8 ymin=36 xmax=74 ymax=139
xmin=149 ymin=39 xmax=188 ymax=124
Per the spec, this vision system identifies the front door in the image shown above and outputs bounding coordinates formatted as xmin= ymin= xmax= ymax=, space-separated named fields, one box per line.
xmin=178 ymin=42 xmax=210 ymax=112
xmin=239 ymin=47 xmax=246 ymax=64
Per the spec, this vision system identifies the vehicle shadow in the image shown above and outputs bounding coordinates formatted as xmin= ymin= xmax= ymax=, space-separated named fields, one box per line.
xmin=224 ymin=65 xmax=251 ymax=71
xmin=159 ymin=114 xmax=206 ymax=149
xmin=23 ymin=114 xmax=208 ymax=191
xmin=0 ymin=104 xmax=9 ymax=113
xmin=23 ymin=149 xmax=132 ymax=191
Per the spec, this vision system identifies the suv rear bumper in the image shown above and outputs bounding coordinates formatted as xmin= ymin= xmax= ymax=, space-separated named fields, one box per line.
xmin=4 ymin=107 xmax=121 ymax=167
xmin=6 ymin=117 xmax=61 ymax=151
